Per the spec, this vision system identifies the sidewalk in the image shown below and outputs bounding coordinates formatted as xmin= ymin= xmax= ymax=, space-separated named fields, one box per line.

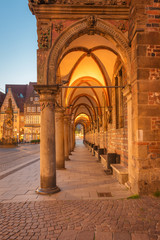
xmin=0 ymin=141 xmax=160 ymax=240
xmin=0 ymin=140 xmax=132 ymax=202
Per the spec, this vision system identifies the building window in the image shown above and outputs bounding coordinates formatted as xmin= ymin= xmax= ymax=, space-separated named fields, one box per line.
xmin=34 ymin=97 xmax=39 ymax=102
xmin=30 ymin=97 xmax=33 ymax=101
xmin=37 ymin=106 xmax=41 ymax=112
xmin=115 ymin=68 xmax=124 ymax=129
xmin=27 ymin=107 xmax=31 ymax=112
xmin=32 ymin=107 xmax=36 ymax=112
xmin=19 ymin=93 xmax=24 ymax=98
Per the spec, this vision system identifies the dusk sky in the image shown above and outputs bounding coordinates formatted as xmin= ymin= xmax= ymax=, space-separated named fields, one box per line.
xmin=0 ymin=0 xmax=37 ymax=93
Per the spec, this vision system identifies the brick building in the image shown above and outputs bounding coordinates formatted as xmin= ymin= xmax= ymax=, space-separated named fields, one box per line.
xmin=0 ymin=83 xmax=40 ymax=143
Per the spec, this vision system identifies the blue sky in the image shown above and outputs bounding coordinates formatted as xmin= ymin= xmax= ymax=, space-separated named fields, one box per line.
xmin=0 ymin=0 xmax=37 ymax=93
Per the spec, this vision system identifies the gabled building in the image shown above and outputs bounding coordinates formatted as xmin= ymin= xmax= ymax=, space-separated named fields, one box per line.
xmin=0 ymin=82 xmax=41 ymax=143
xmin=0 ymin=85 xmax=26 ymax=142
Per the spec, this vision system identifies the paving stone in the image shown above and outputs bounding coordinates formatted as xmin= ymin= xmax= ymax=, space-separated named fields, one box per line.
xmin=95 ymin=231 xmax=112 ymax=240
xmin=58 ymin=230 xmax=78 ymax=240
xmin=0 ymin=143 xmax=160 ymax=240
xmin=113 ymin=232 xmax=131 ymax=240
xmin=76 ymin=231 xmax=95 ymax=240
xmin=132 ymin=233 xmax=149 ymax=240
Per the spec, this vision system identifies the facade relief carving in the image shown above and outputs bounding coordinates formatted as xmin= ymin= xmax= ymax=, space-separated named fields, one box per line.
xmin=37 ymin=23 xmax=52 ymax=49
xmin=106 ymin=106 xmax=112 ymax=124
xmin=54 ymin=23 xmax=64 ymax=34
xmin=40 ymin=102 xmax=55 ymax=112
xmin=87 ymin=15 xmax=97 ymax=28
xmin=29 ymin=0 xmax=128 ymax=6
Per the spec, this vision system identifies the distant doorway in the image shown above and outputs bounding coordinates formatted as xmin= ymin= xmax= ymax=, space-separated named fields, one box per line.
xmin=75 ymin=124 xmax=84 ymax=145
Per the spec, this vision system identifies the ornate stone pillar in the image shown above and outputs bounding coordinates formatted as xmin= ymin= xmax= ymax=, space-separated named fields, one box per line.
xmin=72 ymin=124 xmax=75 ymax=151
xmin=55 ymin=108 xmax=65 ymax=169
xmin=64 ymin=115 xmax=70 ymax=161
xmin=69 ymin=120 xmax=72 ymax=155
xmin=36 ymin=87 xmax=60 ymax=195
xmin=70 ymin=121 xmax=74 ymax=152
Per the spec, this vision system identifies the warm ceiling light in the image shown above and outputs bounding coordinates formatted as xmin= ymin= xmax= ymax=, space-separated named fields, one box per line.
xmin=75 ymin=113 xmax=89 ymax=122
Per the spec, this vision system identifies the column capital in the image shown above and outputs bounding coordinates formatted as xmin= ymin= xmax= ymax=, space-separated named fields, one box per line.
xmin=55 ymin=107 xmax=65 ymax=114
xmin=64 ymin=114 xmax=72 ymax=120
xmin=34 ymin=85 xmax=59 ymax=101
xmin=34 ymin=85 xmax=60 ymax=111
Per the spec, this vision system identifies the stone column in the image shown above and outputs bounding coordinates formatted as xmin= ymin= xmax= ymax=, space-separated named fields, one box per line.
xmin=36 ymin=88 xmax=60 ymax=195
xmin=72 ymin=124 xmax=75 ymax=151
xmin=99 ymin=127 xmax=104 ymax=149
xmin=55 ymin=108 xmax=65 ymax=170
xmin=64 ymin=115 xmax=70 ymax=161
xmin=69 ymin=120 xmax=72 ymax=155
xmin=95 ymin=129 xmax=98 ymax=146
xmin=70 ymin=122 xmax=74 ymax=152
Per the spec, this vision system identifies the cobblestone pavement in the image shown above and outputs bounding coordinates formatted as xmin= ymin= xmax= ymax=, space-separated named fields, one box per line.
xmin=0 ymin=197 xmax=160 ymax=240
xmin=0 ymin=141 xmax=160 ymax=239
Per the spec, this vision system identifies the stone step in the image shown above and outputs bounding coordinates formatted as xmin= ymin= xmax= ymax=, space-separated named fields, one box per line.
xmin=100 ymin=154 xmax=108 ymax=169
xmin=111 ymin=164 xmax=128 ymax=184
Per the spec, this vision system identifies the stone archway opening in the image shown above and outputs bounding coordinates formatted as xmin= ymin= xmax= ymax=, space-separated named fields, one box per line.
xmin=75 ymin=123 xmax=85 ymax=142
xmin=29 ymin=0 xmax=160 ymax=196
xmin=31 ymin=1 xmax=135 ymax=195
xmin=34 ymin=18 xmax=132 ymax=195
xmin=56 ymin=28 xmax=131 ymax=187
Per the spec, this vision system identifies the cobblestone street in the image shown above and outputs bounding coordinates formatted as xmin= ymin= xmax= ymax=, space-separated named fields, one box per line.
xmin=1 ymin=198 xmax=160 ymax=240
xmin=0 ymin=141 xmax=160 ymax=239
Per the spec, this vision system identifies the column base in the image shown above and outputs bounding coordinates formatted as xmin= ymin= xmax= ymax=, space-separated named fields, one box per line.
xmin=36 ymin=186 xmax=60 ymax=195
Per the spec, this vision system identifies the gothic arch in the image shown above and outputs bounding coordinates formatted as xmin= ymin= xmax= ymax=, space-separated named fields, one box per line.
xmin=47 ymin=17 xmax=131 ymax=85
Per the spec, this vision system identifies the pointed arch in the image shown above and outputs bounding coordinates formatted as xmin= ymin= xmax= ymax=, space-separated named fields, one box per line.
xmin=46 ymin=17 xmax=131 ymax=85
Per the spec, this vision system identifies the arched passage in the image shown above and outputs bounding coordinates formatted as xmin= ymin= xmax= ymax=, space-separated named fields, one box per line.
xmin=34 ymin=12 xmax=132 ymax=195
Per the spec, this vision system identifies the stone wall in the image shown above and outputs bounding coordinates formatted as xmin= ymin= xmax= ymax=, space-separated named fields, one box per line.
xmin=129 ymin=0 xmax=160 ymax=194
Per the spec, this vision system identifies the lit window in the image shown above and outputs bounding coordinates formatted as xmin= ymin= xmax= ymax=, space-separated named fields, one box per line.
xmin=37 ymin=106 xmax=41 ymax=112
xmin=32 ymin=107 xmax=36 ymax=112
xmin=27 ymin=107 xmax=31 ymax=112
xmin=30 ymin=97 xmax=33 ymax=101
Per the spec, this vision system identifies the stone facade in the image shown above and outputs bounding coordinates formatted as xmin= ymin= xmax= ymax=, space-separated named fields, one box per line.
xmin=29 ymin=0 xmax=160 ymax=194
xmin=0 ymin=83 xmax=41 ymax=143
xmin=0 ymin=88 xmax=24 ymax=143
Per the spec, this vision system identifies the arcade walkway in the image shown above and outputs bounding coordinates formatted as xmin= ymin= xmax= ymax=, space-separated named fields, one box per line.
xmin=0 ymin=140 xmax=131 ymax=202
xmin=0 ymin=142 xmax=160 ymax=240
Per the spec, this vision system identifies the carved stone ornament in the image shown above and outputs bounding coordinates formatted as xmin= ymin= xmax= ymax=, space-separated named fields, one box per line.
xmin=118 ymin=22 xmax=127 ymax=32
xmin=54 ymin=23 xmax=64 ymax=33
xmin=40 ymin=102 xmax=55 ymax=111
xmin=29 ymin=0 xmax=127 ymax=6
xmin=106 ymin=106 xmax=112 ymax=124
xmin=87 ymin=15 xmax=97 ymax=28
xmin=38 ymin=23 xmax=52 ymax=49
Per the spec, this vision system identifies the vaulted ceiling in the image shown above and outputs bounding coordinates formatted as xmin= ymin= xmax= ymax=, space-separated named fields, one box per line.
xmin=59 ymin=34 xmax=123 ymax=129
